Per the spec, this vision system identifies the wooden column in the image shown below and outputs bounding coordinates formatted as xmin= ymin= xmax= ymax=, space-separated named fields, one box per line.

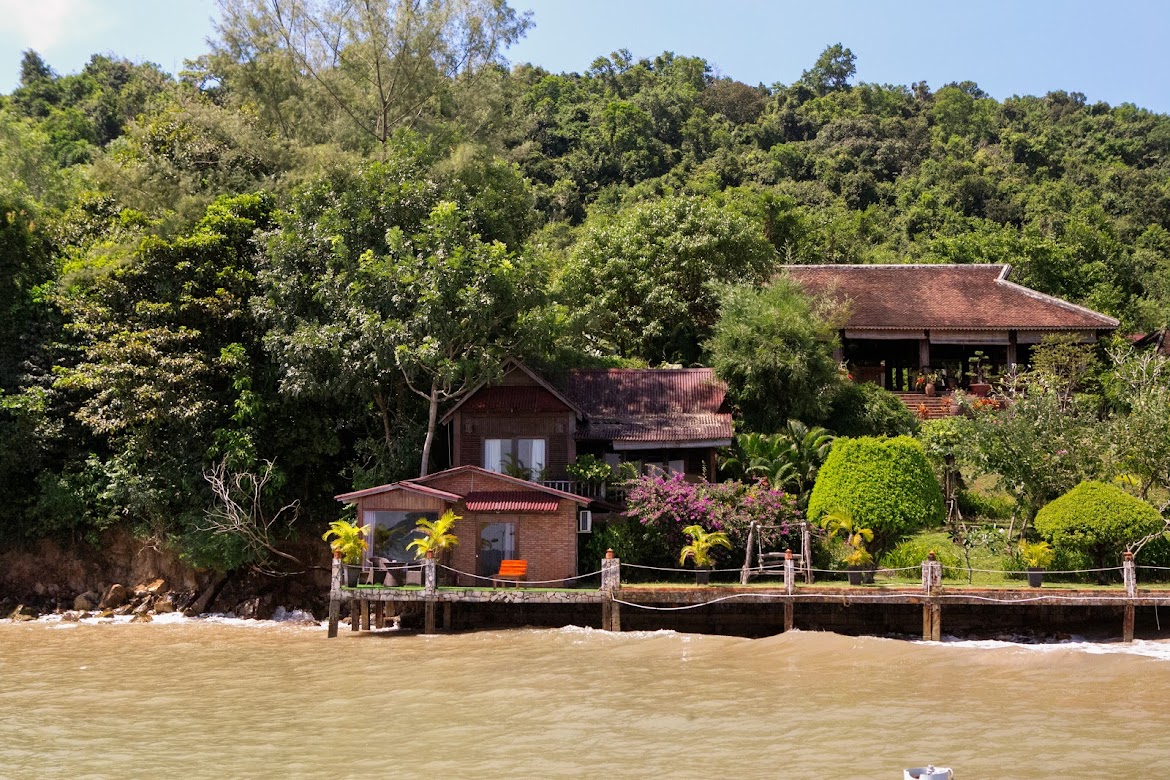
xmin=443 ymin=601 xmax=452 ymax=630
xmin=424 ymin=601 xmax=436 ymax=634
xmin=919 ymin=338 xmax=931 ymax=370
xmin=1123 ymin=551 xmax=1136 ymax=643
xmin=360 ymin=599 xmax=371 ymax=631
xmin=327 ymin=553 xmax=341 ymax=638
xmin=783 ymin=549 xmax=795 ymax=632
xmin=740 ymin=523 xmax=756 ymax=585
xmin=349 ymin=601 xmax=360 ymax=632
xmin=610 ymin=599 xmax=622 ymax=632
xmin=374 ymin=601 xmax=385 ymax=629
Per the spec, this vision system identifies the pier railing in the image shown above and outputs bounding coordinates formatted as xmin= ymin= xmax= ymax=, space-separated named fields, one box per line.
xmin=328 ymin=549 xmax=1149 ymax=642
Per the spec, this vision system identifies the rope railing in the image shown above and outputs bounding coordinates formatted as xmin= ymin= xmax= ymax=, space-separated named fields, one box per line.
xmin=620 ymin=562 xmax=746 ymax=574
xmin=438 ymin=564 xmax=604 ymax=587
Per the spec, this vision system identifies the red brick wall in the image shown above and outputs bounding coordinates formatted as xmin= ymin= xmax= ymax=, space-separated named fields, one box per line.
xmin=426 ymin=471 xmax=580 ymax=586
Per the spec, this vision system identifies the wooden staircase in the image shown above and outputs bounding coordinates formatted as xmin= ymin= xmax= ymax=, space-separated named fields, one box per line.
xmin=893 ymin=392 xmax=955 ymax=420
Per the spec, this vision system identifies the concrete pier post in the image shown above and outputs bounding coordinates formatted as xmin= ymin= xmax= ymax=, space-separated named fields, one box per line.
xmin=423 ymin=554 xmax=437 ymax=635
xmin=1123 ymin=551 xmax=1136 ymax=643
xmin=783 ymin=549 xmax=795 ymax=632
xmin=922 ymin=552 xmax=942 ymax=641
xmin=327 ymin=553 xmax=341 ymax=638
xmin=601 ymin=550 xmax=621 ymax=631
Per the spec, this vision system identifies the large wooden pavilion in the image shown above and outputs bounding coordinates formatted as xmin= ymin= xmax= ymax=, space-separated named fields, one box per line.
xmin=786 ymin=264 xmax=1119 ymax=391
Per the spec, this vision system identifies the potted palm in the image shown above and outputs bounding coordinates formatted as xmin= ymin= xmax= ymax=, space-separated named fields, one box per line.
xmin=679 ymin=524 xmax=732 ymax=585
xmin=1019 ymin=540 xmax=1055 ymax=587
xmin=323 ymin=520 xmax=372 ymax=587
xmin=406 ymin=510 xmax=461 ymax=583
xmin=820 ymin=509 xmax=875 ymax=585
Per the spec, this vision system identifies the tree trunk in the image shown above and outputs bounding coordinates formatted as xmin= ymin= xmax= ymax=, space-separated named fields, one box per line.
xmin=419 ymin=377 xmax=440 ymax=477
xmin=373 ymin=388 xmax=395 ymax=459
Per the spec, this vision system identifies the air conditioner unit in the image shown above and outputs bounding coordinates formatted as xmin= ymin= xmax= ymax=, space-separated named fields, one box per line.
xmin=577 ymin=510 xmax=593 ymax=534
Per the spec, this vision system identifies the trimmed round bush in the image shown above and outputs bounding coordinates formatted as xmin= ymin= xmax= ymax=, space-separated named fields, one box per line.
xmin=1034 ymin=481 xmax=1165 ymax=570
xmin=807 ymin=436 xmax=945 ymax=558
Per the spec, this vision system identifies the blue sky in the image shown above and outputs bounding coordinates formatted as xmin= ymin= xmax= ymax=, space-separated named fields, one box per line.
xmin=1 ymin=0 xmax=1167 ymax=113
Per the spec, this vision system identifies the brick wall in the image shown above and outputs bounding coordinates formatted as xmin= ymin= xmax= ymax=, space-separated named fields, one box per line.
xmin=426 ymin=471 xmax=580 ymax=586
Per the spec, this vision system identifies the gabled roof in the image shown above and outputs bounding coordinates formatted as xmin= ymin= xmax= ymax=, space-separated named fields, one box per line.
xmin=336 ymin=465 xmax=591 ymax=506
xmin=409 ymin=465 xmax=591 ymax=504
xmin=561 ymin=368 xmax=734 ymax=445
xmin=785 ymin=264 xmax=1119 ymax=331
xmin=439 ymin=358 xmax=583 ymax=425
xmin=335 ymin=482 xmax=462 ymax=503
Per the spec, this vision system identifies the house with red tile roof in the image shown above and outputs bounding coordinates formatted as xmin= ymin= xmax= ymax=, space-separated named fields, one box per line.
xmin=785 ymin=264 xmax=1119 ymax=391
xmin=337 ymin=359 xmax=733 ymax=582
xmin=335 ymin=465 xmax=590 ymax=586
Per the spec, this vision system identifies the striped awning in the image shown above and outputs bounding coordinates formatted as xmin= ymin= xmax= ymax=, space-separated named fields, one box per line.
xmin=463 ymin=491 xmax=560 ymax=513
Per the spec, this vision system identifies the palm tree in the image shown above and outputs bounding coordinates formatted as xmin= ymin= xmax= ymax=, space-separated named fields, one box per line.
xmin=406 ymin=510 xmax=461 ymax=559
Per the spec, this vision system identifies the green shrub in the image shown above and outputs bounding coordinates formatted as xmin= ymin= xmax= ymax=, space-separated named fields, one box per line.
xmin=824 ymin=382 xmax=919 ymax=438
xmin=957 ymin=490 xmax=1016 ymax=520
xmin=1034 ymin=481 xmax=1165 ymax=571
xmin=882 ymin=531 xmax=964 ymax=578
xmin=807 ymin=436 xmax=944 ymax=560
xmin=582 ymin=517 xmax=674 ymax=572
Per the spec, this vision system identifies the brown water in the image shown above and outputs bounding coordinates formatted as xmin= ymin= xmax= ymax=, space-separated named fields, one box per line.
xmin=2 ymin=618 xmax=1169 ymax=779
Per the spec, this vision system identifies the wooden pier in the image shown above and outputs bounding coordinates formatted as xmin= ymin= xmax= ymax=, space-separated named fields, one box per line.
xmin=327 ymin=551 xmax=1162 ymax=642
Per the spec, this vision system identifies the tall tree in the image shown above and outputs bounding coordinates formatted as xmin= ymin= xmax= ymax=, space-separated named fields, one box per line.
xmin=208 ymin=0 xmax=532 ymax=149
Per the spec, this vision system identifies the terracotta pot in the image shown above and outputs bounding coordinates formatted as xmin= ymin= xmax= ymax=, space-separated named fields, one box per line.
xmin=924 ymin=383 xmax=936 ymax=397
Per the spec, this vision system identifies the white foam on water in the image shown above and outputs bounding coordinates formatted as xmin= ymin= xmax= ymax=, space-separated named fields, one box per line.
xmin=3 ymin=607 xmax=325 ymax=631
xmin=936 ymin=635 xmax=1170 ymax=660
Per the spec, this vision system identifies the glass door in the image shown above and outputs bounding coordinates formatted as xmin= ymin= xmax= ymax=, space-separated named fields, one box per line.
xmin=478 ymin=521 xmax=516 ymax=577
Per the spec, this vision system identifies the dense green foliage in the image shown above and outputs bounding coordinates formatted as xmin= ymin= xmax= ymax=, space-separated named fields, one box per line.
xmin=808 ymin=436 xmax=945 ymax=558
xmin=5 ymin=8 xmax=1170 ymax=572
xmin=1035 ymin=481 xmax=1165 ymax=568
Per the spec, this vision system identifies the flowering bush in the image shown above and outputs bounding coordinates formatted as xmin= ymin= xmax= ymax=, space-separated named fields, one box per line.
xmin=624 ymin=472 xmax=800 ymax=561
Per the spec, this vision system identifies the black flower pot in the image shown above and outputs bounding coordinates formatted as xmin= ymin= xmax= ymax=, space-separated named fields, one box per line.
xmin=1027 ymin=567 xmax=1044 ymax=588
xmin=695 ymin=568 xmax=711 ymax=585
xmin=847 ymin=567 xmax=863 ymax=586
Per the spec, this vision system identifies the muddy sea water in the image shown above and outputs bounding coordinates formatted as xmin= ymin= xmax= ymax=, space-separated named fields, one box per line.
xmin=2 ymin=617 xmax=1169 ymax=779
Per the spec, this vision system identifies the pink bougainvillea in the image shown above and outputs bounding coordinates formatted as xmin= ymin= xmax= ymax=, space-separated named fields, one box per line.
xmin=624 ymin=472 xmax=800 ymax=555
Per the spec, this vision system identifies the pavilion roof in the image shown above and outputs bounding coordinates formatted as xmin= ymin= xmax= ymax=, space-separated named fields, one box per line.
xmin=785 ymin=264 xmax=1119 ymax=331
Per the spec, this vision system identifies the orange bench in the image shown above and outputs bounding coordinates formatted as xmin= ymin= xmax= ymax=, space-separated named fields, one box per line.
xmin=492 ymin=560 xmax=528 ymax=588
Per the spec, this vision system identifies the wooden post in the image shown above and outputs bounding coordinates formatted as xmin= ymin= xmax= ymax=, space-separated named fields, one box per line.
xmin=327 ymin=552 xmax=341 ymax=638
xmin=424 ymin=600 xmax=436 ymax=635
xmin=610 ymin=598 xmax=621 ymax=632
xmin=740 ymin=522 xmax=755 ymax=585
xmin=374 ymin=601 xmax=385 ymax=629
xmin=801 ymin=522 xmax=813 ymax=584
xmin=601 ymin=596 xmax=612 ymax=631
xmin=1123 ymin=551 xmax=1136 ymax=643
xmin=443 ymin=601 xmax=452 ymax=630
xmin=783 ymin=549 xmax=795 ymax=632
xmin=349 ymin=601 xmax=359 ymax=632
xmin=360 ymin=599 xmax=371 ymax=631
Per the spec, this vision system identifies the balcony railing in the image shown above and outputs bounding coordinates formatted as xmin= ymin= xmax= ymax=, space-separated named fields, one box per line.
xmin=540 ymin=480 xmax=625 ymax=502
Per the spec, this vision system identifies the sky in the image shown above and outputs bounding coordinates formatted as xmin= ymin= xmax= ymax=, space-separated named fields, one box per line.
xmin=1 ymin=0 xmax=1168 ymax=113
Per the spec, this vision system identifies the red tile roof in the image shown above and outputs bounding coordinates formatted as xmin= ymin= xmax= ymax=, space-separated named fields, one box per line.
xmin=462 ymin=490 xmax=561 ymax=512
xmin=785 ymin=264 xmax=1119 ymax=331
xmin=458 ymin=385 xmax=573 ymax=415
xmin=562 ymin=368 xmax=733 ymax=444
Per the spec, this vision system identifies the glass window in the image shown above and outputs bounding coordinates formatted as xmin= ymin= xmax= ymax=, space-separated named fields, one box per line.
xmin=484 ymin=438 xmax=545 ymax=479
xmin=363 ymin=510 xmax=438 ymax=562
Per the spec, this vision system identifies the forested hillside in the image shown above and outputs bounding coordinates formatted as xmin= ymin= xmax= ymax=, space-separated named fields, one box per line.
xmin=3 ymin=0 xmax=1169 ymax=572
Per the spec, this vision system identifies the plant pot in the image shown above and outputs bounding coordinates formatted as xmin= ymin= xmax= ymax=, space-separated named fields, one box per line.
xmin=1027 ymin=567 xmax=1044 ymax=588
xmin=847 ymin=567 xmax=863 ymax=586
xmin=695 ymin=567 xmax=711 ymax=585
xmin=924 ymin=383 xmax=936 ymax=397
xmin=345 ymin=564 xmax=361 ymax=588
xmin=969 ymin=382 xmax=991 ymax=397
